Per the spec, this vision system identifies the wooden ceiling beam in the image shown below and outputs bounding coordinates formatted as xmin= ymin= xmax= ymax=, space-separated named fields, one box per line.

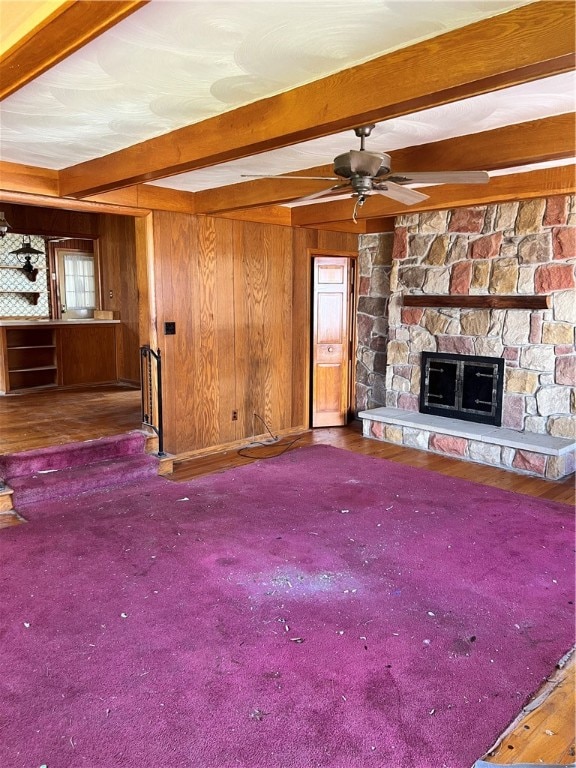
xmin=0 ymin=1 xmax=148 ymax=100
xmin=291 ymin=166 xmax=576 ymax=226
xmin=59 ymin=2 xmax=575 ymax=198
xmin=194 ymin=114 xmax=576 ymax=215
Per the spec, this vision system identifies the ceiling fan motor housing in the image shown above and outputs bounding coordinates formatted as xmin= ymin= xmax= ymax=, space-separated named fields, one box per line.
xmin=334 ymin=151 xmax=391 ymax=179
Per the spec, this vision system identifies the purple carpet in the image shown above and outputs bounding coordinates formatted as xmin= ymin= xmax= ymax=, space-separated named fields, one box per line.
xmin=1 ymin=431 xmax=158 ymax=507
xmin=0 ymin=444 xmax=573 ymax=768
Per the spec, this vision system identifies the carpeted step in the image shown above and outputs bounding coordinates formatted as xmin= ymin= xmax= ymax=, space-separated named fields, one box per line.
xmin=0 ymin=431 xmax=148 ymax=480
xmin=8 ymin=453 xmax=158 ymax=507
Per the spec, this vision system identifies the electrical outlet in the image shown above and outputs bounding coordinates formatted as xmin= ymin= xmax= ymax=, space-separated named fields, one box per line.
xmin=232 ymin=410 xmax=238 ymax=421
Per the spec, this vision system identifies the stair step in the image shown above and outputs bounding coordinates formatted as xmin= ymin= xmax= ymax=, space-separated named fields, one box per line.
xmin=9 ymin=454 xmax=158 ymax=507
xmin=0 ymin=431 xmax=148 ymax=479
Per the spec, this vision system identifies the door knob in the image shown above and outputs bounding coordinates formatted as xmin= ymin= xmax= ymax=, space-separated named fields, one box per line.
xmin=328 ymin=346 xmax=333 ymax=352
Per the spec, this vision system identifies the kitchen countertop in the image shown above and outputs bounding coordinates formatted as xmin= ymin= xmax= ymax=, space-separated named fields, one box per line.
xmin=0 ymin=319 xmax=120 ymax=327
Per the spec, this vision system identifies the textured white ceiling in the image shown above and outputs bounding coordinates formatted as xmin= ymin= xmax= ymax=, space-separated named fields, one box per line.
xmin=0 ymin=0 xmax=532 ymax=173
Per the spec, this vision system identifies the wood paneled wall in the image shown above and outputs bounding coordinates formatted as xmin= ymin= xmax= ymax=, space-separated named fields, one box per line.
xmin=150 ymin=210 xmax=357 ymax=455
xmin=98 ymin=214 xmax=140 ymax=384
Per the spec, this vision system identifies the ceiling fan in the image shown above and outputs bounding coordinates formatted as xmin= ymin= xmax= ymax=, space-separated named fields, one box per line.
xmin=242 ymin=124 xmax=490 ymax=221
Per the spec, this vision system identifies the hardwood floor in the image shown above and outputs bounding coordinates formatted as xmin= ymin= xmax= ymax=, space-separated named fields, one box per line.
xmin=0 ymin=383 xmax=142 ymax=454
xmin=171 ymin=424 xmax=575 ymax=505
xmin=0 ymin=387 xmax=574 ymax=763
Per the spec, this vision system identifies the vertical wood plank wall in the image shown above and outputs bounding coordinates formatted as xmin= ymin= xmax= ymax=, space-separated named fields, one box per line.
xmin=98 ymin=214 xmax=140 ymax=384
xmin=151 ymin=211 xmax=357 ymax=455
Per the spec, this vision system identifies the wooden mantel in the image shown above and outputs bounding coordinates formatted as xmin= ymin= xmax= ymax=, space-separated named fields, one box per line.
xmin=402 ymin=295 xmax=551 ymax=310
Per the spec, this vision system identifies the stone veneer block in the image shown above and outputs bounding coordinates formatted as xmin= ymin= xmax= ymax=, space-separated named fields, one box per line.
xmin=505 ymin=369 xmax=539 ymax=394
xmin=468 ymin=440 xmax=502 ymax=465
xmin=391 ymin=227 xmax=408 ymax=260
xmin=448 ymin=236 xmax=469 ymax=265
xmin=401 ymin=308 xmax=424 ymax=325
xmin=438 ymin=336 xmax=475 ymax=355
xmin=555 ymin=355 xmax=576 ymax=385
xmin=419 ymin=211 xmax=449 ymax=233
xmin=536 ymin=386 xmax=572 ymax=417
xmin=448 ymin=207 xmax=485 ymax=233
xmin=367 ymin=267 xmax=391 ymax=297
xmin=529 ymin=313 xmax=542 ymax=344
xmin=385 ymin=425 xmax=403 ymax=443
xmin=422 ymin=309 xmax=451 ymax=336
xmin=535 ymin=263 xmax=575 ymax=293
xmin=460 ymin=309 xmax=491 ymax=337
xmin=489 ymin=258 xmax=519 ymax=294
xmin=517 ymin=265 xmax=535 ymax=294
xmin=512 ymin=449 xmax=547 ymax=475
xmin=520 ymin=345 xmax=556 ymax=372
xmin=387 ymin=340 xmax=410 ymax=364
xmin=517 ymin=233 xmax=552 ymax=264
xmin=516 ymin=198 xmax=546 ymax=234
xmin=542 ymin=321 xmax=574 ymax=345
xmin=450 ymin=261 xmax=473 ymax=294
xmin=426 ymin=235 xmax=449 ymax=265
xmin=546 ymin=452 xmax=575 ymax=480
xmin=502 ymin=394 xmax=525 ymax=430
xmin=469 ymin=232 xmax=503 ymax=259
xmin=471 ymin=261 xmax=490 ymax=291
xmin=403 ymin=427 xmax=429 ymax=449
xmin=411 ymin=234 xmax=435 ymax=261
xmin=544 ymin=196 xmax=568 ymax=227
xmin=502 ymin=309 xmax=531 ymax=344
xmin=553 ymin=290 xmax=576 ymax=323
xmin=552 ymin=227 xmax=576 ymax=260
xmin=429 ymin=433 xmax=468 ymax=456
xmin=547 ymin=415 xmax=576 ymax=439
xmin=475 ymin=338 xmax=504 ymax=357
xmin=397 ymin=393 xmax=418 ymax=411
xmin=422 ymin=267 xmax=450 ymax=294
xmin=495 ymin=202 xmax=519 ymax=231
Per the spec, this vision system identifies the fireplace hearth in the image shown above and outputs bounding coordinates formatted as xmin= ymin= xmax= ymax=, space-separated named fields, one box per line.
xmin=420 ymin=352 xmax=504 ymax=427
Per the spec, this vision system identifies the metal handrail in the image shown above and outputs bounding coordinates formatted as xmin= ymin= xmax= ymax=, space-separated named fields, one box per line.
xmin=140 ymin=345 xmax=166 ymax=457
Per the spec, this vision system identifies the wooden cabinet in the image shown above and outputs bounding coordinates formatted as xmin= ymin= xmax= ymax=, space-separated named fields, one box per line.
xmin=0 ymin=322 xmax=119 ymax=394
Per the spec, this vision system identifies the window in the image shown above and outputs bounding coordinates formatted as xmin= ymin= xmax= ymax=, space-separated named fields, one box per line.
xmin=56 ymin=249 xmax=100 ymax=319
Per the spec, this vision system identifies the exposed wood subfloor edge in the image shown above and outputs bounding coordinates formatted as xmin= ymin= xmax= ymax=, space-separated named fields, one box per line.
xmin=482 ymin=650 xmax=575 ymax=765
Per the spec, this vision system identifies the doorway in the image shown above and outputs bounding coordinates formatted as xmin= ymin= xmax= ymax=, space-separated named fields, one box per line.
xmin=310 ymin=255 xmax=355 ymax=427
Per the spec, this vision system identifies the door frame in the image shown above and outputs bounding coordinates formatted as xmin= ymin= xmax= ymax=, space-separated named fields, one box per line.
xmin=307 ymin=248 xmax=358 ymax=428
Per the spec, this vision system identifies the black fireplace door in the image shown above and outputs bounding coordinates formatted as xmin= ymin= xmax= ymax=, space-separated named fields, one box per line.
xmin=420 ymin=352 xmax=504 ymax=426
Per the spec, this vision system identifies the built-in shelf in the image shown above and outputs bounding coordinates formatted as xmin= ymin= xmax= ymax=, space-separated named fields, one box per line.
xmin=402 ymin=295 xmax=550 ymax=309
xmin=2 ymin=326 xmax=58 ymax=392
xmin=7 ymin=345 xmax=55 ymax=350
xmin=8 ymin=365 xmax=57 ymax=373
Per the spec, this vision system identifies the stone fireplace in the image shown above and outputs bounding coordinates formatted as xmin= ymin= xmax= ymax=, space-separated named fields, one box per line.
xmin=356 ymin=195 xmax=575 ymax=479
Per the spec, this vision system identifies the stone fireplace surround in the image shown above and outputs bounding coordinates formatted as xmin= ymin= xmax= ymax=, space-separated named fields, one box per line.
xmin=356 ymin=195 xmax=575 ymax=480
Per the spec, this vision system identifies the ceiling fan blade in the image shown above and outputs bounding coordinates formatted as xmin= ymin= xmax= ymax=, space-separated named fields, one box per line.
xmin=374 ymin=181 xmax=429 ymax=205
xmin=240 ymin=174 xmax=339 ymax=181
xmin=291 ymin=182 xmax=353 ymax=204
xmin=386 ymin=171 xmax=490 ymax=185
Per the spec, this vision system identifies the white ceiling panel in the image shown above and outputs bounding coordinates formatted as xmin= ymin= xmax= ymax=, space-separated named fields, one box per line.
xmin=0 ymin=0 xmax=531 ymax=169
